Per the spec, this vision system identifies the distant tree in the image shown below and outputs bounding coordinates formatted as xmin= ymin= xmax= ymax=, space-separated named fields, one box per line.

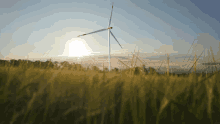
xmin=75 ymin=64 xmax=84 ymax=71
xmin=0 ymin=60 xmax=10 ymax=66
xmin=120 ymin=65 xmax=149 ymax=75
xmin=45 ymin=60 xmax=54 ymax=68
xmin=142 ymin=65 xmax=148 ymax=75
xmin=112 ymin=67 xmax=119 ymax=72
xmin=17 ymin=59 xmax=23 ymax=66
xmin=10 ymin=59 xmax=19 ymax=67
xmin=33 ymin=61 xmax=41 ymax=68
xmin=39 ymin=61 xmax=45 ymax=68
xmin=85 ymin=66 xmax=90 ymax=71
xmin=60 ymin=61 xmax=69 ymax=67
xmin=32 ymin=60 xmax=54 ymax=69
xmin=66 ymin=63 xmax=72 ymax=70
xmin=103 ymin=67 xmax=109 ymax=72
xmin=53 ymin=61 xmax=59 ymax=69
xmin=147 ymin=67 xmax=158 ymax=74
xmin=92 ymin=66 xmax=100 ymax=71
xmin=134 ymin=67 xmax=140 ymax=75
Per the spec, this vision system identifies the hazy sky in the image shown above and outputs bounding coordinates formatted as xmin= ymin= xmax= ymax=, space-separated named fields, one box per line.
xmin=0 ymin=0 xmax=220 ymax=60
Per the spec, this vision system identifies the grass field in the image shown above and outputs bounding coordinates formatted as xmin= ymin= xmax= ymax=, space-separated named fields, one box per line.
xmin=1 ymin=58 xmax=220 ymax=124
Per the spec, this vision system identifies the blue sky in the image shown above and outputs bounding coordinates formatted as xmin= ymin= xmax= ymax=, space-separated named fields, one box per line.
xmin=0 ymin=0 xmax=220 ymax=61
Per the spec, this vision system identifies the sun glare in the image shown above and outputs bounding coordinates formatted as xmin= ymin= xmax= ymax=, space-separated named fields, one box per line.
xmin=69 ymin=40 xmax=91 ymax=57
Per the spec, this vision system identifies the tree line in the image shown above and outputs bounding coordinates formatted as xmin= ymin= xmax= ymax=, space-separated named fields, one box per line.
xmin=0 ymin=59 xmax=111 ymax=72
xmin=0 ymin=59 xmax=156 ymax=75
xmin=0 ymin=59 xmax=55 ymax=69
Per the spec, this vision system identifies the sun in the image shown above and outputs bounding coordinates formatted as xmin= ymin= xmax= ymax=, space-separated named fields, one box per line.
xmin=69 ymin=40 xmax=91 ymax=57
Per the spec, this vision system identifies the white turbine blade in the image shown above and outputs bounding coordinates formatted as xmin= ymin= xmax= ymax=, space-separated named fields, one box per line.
xmin=110 ymin=31 xmax=123 ymax=49
xmin=77 ymin=27 xmax=112 ymax=37
xmin=108 ymin=3 xmax=114 ymax=27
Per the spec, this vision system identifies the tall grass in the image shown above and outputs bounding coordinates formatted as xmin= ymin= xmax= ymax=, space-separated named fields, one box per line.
xmin=1 ymin=54 xmax=220 ymax=124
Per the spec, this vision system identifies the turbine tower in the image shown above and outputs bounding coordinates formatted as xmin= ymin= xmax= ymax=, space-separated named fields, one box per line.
xmin=77 ymin=3 xmax=123 ymax=71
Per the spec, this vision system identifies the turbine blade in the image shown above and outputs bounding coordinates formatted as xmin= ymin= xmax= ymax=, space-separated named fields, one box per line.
xmin=183 ymin=39 xmax=196 ymax=62
xmin=108 ymin=3 xmax=114 ymax=27
xmin=110 ymin=31 xmax=122 ymax=49
xmin=77 ymin=27 xmax=111 ymax=37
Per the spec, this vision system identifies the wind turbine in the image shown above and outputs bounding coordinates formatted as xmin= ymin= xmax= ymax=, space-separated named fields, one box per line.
xmin=77 ymin=3 xmax=123 ymax=71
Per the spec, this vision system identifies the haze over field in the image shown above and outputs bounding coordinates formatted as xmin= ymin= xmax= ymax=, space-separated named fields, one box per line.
xmin=1 ymin=0 xmax=220 ymax=70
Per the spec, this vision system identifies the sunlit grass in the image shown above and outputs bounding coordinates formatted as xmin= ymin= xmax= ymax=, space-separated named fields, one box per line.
xmin=0 ymin=56 xmax=220 ymax=124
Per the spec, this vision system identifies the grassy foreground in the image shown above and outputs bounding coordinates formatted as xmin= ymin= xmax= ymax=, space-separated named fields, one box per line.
xmin=1 ymin=64 xmax=220 ymax=124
